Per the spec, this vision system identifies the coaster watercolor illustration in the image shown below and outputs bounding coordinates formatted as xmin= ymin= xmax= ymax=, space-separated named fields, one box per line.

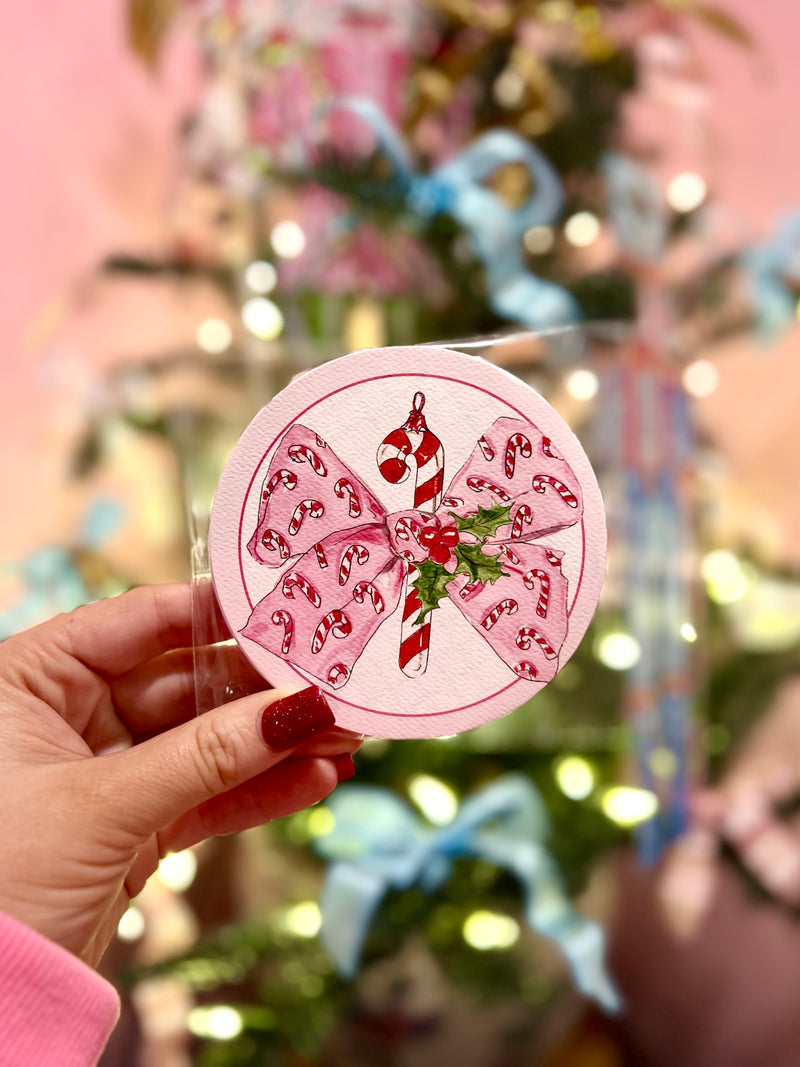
xmin=209 ymin=346 xmax=606 ymax=738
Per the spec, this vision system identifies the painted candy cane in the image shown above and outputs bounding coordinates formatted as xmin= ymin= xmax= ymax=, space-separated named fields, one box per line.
xmin=311 ymin=609 xmax=352 ymax=653
xmin=531 ymin=474 xmax=579 ymax=508
xmin=467 ymin=476 xmax=511 ymax=502
xmin=378 ymin=392 xmax=444 ymax=677
xmin=314 ymin=543 xmax=328 ymax=569
xmin=262 ymin=469 xmax=297 ymax=500
xmin=477 ymin=435 xmax=495 ymax=461
xmin=394 ymin=516 xmax=422 ymax=543
xmin=353 ymin=580 xmax=385 ymax=614
xmin=546 ymin=549 xmax=564 ymax=569
xmin=261 ymin=529 xmax=290 ymax=560
xmin=327 ymin=663 xmax=350 ymax=688
xmin=497 ymin=543 xmax=521 ymax=565
xmin=334 ymin=477 xmax=362 ymax=518
xmin=271 ymin=610 xmax=294 ymax=654
xmin=505 ymin=433 xmax=532 ymax=479
xmin=338 ymin=544 xmax=370 ymax=587
xmin=442 ymin=496 xmax=463 ymax=508
xmin=541 ymin=436 xmax=562 ymax=460
xmin=288 ymin=499 xmax=324 ymax=535
xmin=376 ymin=391 xmax=444 ymax=512
xmin=523 ymin=568 xmax=550 ymax=618
xmin=510 ymin=504 xmax=532 ymax=539
xmin=481 ymin=599 xmax=519 ymax=631
xmin=516 ymin=626 xmax=557 ymax=659
xmin=514 ymin=661 xmax=538 ymax=680
xmin=282 ymin=572 xmax=322 ymax=608
xmin=288 ymin=443 xmax=327 ymax=476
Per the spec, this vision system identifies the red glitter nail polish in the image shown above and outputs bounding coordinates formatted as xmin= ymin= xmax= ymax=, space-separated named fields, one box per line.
xmin=261 ymin=686 xmax=336 ymax=750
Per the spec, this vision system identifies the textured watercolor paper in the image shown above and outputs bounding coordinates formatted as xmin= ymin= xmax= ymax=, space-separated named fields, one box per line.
xmin=209 ymin=346 xmax=606 ymax=738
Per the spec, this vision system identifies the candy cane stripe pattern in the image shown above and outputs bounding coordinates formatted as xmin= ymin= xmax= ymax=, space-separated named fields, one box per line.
xmin=481 ymin=599 xmax=519 ymax=631
xmin=516 ymin=626 xmax=557 ymax=659
xmin=467 ymin=476 xmax=511 ymax=502
xmin=353 ymin=581 xmax=385 ymax=614
xmin=514 ymin=661 xmax=538 ymax=680
xmin=240 ymin=411 xmax=583 ymax=692
xmin=541 ymin=436 xmax=562 ymax=460
xmin=282 ymin=572 xmax=322 ymax=608
xmin=312 ymin=609 xmax=353 ymax=654
xmin=477 ymin=436 xmax=494 ymax=461
xmin=511 ymin=504 xmax=532 ymax=539
xmin=271 ymin=610 xmax=294 ymax=654
xmin=523 ymin=568 xmax=550 ymax=617
xmin=262 ymin=469 xmax=297 ymax=500
xmin=261 ymin=529 xmax=290 ymax=560
xmin=532 ymin=475 xmax=579 ymax=509
xmin=334 ymin=478 xmax=361 ymax=518
xmin=505 ymin=433 xmax=532 ymax=479
xmin=288 ymin=443 xmax=327 ymax=476
xmin=327 ymin=663 xmax=350 ymax=688
xmin=339 ymin=544 xmax=369 ymax=586
xmin=288 ymin=499 xmax=324 ymax=535
xmin=379 ymin=393 xmax=445 ymax=678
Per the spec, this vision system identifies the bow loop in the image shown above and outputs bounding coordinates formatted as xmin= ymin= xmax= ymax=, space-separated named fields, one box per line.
xmin=312 ymin=775 xmax=621 ymax=1012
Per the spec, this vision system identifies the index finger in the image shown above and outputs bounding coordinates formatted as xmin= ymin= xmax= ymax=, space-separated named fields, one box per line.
xmin=52 ymin=582 xmax=230 ymax=676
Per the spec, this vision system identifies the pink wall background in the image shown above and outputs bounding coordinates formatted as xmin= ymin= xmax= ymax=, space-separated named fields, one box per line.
xmin=1 ymin=0 xmax=798 ymax=562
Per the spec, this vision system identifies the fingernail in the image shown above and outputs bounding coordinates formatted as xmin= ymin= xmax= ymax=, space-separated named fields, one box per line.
xmin=261 ymin=686 xmax=336 ymax=751
xmin=332 ymin=754 xmax=355 ymax=781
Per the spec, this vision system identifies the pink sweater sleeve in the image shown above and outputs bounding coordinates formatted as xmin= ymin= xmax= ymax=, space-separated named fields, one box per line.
xmin=0 ymin=911 xmax=120 ymax=1066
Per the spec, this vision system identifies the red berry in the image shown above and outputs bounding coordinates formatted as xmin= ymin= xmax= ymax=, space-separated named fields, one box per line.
xmin=380 ymin=457 xmax=408 ymax=484
xmin=440 ymin=527 xmax=459 ymax=547
xmin=429 ymin=545 xmax=450 ymax=566
xmin=419 ymin=526 xmax=442 ymax=547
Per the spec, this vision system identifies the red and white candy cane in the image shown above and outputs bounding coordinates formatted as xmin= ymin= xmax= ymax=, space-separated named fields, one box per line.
xmin=377 ymin=392 xmax=445 ymax=677
xmin=477 ymin=435 xmax=494 ymax=461
xmin=334 ymin=477 xmax=361 ymax=518
xmin=353 ymin=580 xmax=385 ymax=614
xmin=510 ymin=504 xmax=532 ymax=539
xmin=262 ymin=469 xmax=297 ymax=500
xmin=312 ymin=609 xmax=352 ymax=654
xmin=261 ymin=529 xmax=290 ymax=560
xmin=338 ymin=543 xmax=370 ymax=587
xmin=288 ymin=499 xmax=324 ymax=535
xmin=271 ymin=610 xmax=294 ymax=654
xmin=377 ymin=392 xmax=444 ymax=513
xmin=467 ymin=476 xmax=511 ymax=502
xmin=546 ymin=549 xmax=563 ymax=568
xmin=287 ymin=443 xmax=327 ymax=476
xmin=516 ymin=626 xmax=557 ymax=659
xmin=504 ymin=433 xmax=531 ymax=479
xmin=497 ymin=543 xmax=521 ymax=565
xmin=314 ymin=543 xmax=328 ymax=569
xmin=282 ymin=572 xmax=322 ymax=608
xmin=541 ymin=436 xmax=562 ymax=460
xmin=514 ymin=661 xmax=538 ymax=680
xmin=481 ymin=598 xmax=519 ymax=631
xmin=523 ymin=568 xmax=550 ymax=618
xmin=327 ymin=663 xmax=350 ymax=688
xmin=531 ymin=474 xmax=579 ymax=509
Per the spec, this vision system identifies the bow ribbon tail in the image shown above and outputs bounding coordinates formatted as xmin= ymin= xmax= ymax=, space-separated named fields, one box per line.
xmin=318 ymin=863 xmax=389 ymax=979
xmin=477 ymin=833 xmax=621 ymax=1014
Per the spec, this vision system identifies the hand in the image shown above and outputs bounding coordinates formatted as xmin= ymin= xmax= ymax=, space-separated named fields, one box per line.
xmin=0 ymin=583 xmax=359 ymax=967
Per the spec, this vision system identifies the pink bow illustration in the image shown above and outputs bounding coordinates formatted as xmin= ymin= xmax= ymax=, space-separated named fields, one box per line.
xmin=242 ymin=415 xmax=583 ymax=689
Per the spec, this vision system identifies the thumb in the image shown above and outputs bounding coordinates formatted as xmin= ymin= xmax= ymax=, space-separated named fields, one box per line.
xmin=96 ymin=685 xmax=337 ymax=839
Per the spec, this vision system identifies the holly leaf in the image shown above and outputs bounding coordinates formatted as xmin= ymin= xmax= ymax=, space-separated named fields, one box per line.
xmin=451 ymin=502 xmax=513 ymax=541
xmin=452 ymin=542 xmax=506 ymax=585
xmin=412 ymin=560 xmax=456 ymax=624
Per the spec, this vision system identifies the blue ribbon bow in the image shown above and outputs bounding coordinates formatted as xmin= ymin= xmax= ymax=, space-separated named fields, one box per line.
xmin=323 ymin=97 xmax=581 ymax=329
xmin=312 ymin=773 xmax=620 ymax=1013
xmin=741 ymin=213 xmax=800 ymax=344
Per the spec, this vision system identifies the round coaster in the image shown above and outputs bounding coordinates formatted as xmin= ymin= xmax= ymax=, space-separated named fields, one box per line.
xmin=209 ymin=346 xmax=606 ymax=738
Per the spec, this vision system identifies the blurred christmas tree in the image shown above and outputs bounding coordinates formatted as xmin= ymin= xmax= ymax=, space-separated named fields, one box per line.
xmin=88 ymin=1 xmax=800 ymax=1064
